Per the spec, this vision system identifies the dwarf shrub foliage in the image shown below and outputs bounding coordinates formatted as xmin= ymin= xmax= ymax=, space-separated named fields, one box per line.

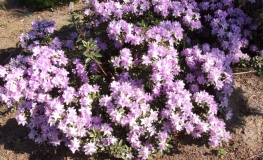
xmin=18 ymin=0 xmax=78 ymax=10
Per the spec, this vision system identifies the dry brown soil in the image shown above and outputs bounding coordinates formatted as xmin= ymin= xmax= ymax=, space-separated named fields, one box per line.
xmin=0 ymin=1 xmax=263 ymax=160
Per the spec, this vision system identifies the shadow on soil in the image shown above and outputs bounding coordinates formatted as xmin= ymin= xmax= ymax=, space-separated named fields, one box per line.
xmin=0 ymin=111 xmax=113 ymax=160
xmin=0 ymin=107 xmax=69 ymax=160
xmin=0 ymin=47 xmax=21 ymax=66
xmin=226 ymin=86 xmax=263 ymax=130
xmin=0 ymin=112 xmax=119 ymax=160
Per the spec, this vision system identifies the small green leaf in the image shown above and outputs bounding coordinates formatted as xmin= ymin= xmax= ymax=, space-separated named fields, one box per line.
xmin=166 ymin=143 xmax=173 ymax=149
xmin=83 ymin=50 xmax=90 ymax=57
xmin=217 ymin=149 xmax=227 ymax=156
xmin=2 ymin=3 xmax=7 ymax=11
xmin=119 ymin=139 xmax=123 ymax=146
xmin=93 ymin=51 xmax=102 ymax=58
xmin=90 ymin=44 xmax=98 ymax=50
xmin=76 ymin=37 xmax=83 ymax=43
xmin=85 ymin=58 xmax=91 ymax=64
xmin=88 ymin=131 xmax=94 ymax=137
xmin=78 ymin=45 xmax=84 ymax=50
xmin=82 ymin=40 xmax=88 ymax=47
xmin=232 ymin=144 xmax=237 ymax=149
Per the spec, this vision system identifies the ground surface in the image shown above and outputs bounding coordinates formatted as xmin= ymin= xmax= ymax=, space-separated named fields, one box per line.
xmin=0 ymin=1 xmax=263 ymax=160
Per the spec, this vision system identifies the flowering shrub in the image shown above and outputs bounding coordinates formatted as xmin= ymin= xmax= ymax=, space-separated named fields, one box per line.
xmin=18 ymin=0 xmax=78 ymax=10
xmin=0 ymin=0 xmax=262 ymax=159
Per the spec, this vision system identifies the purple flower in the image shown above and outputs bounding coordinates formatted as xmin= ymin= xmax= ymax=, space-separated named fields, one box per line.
xmin=65 ymin=40 xmax=75 ymax=50
xmin=138 ymin=146 xmax=150 ymax=160
xmin=84 ymin=8 xmax=91 ymax=16
xmin=16 ymin=109 xmax=27 ymax=126
xmin=83 ymin=142 xmax=97 ymax=155
xmin=68 ymin=138 xmax=80 ymax=154
xmin=62 ymin=87 xmax=75 ymax=104
xmin=184 ymin=122 xmax=194 ymax=134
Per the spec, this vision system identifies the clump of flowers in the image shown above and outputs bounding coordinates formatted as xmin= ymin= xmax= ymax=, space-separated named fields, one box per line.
xmin=0 ymin=0 xmax=262 ymax=159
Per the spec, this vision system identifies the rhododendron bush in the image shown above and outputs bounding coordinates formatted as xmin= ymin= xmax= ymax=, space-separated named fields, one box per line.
xmin=0 ymin=0 xmax=262 ymax=159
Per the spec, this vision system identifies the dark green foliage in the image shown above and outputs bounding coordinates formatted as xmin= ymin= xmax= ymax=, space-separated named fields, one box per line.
xmin=237 ymin=0 xmax=263 ymax=48
xmin=18 ymin=0 xmax=78 ymax=10
xmin=234 ymin=0 xmax=263 ymax=76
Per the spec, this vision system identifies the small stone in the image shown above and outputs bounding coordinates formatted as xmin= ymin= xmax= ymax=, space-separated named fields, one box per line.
xmin=68 ymin=2 xmax=74 ymax=10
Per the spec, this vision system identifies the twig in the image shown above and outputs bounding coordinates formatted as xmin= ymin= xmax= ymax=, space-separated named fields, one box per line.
xmin=233 ymin=70 xmax=257 ymax=75
xmin=72 ymin=18 xmax=108 ymax=77
xmin=12 ymin=9 xmax=27 ymax=13
xmin=93 ymin=58 xmax=107 ymax=76
xmin=73 ymin=20 xmax=86 ymax=41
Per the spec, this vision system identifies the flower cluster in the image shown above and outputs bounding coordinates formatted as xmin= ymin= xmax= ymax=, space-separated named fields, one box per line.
xmin=1 ymin=0 xmax=263 ymax=159
xmin=20 ymin=20 xmax=56 ymax=50
xmin=107 ymin=20 xmax=144 ymax=46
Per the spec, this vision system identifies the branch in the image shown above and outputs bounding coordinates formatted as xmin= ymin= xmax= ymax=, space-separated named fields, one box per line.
xmin=233 ymin=70 xmax=257 ymax=75
xmin=93 ymin=58 xmax=108 ymax=76
xmin=73 ymin=20 xmax=86 ymax=41
xmin=72 ymin=18 xmax=108 ymax=77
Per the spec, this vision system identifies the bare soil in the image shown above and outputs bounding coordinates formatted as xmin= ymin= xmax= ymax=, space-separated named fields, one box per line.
xmin=0 ymin=1 xmax=263 ymax=160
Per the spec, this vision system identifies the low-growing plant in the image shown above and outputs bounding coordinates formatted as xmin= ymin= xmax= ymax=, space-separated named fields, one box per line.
xmin=0 ymin=21 xmax=5 ymax=27
xmin=18 ymin=0 xmax=78 ymax=10
xmin=217 ymin=149 xmax=227 ymax=158
xmin=251 ymin=56 xmax=263 ymax=69
xmin=2 ymin=3 xmax=7 ymax=11
xmin=0 ymin=0 xmax=262 ymax=159
xmin=232 ymin=143 xmax=238 ymax=150
xmin=235 ymin=55 xmax=263 ymax=76
xmin=258 ymin=69 xmax=263 ymax=78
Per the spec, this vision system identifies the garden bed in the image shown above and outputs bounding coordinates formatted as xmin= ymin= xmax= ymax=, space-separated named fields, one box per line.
xmin=0 ymin=1 xmax=263 ymax=159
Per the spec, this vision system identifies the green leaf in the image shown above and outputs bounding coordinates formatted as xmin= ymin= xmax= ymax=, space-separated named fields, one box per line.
xmin=2 ymin=3 xmax=7 ymax=11
xmin=85 ymin=58 xmax=91 ymax=64
xmin=119 ymin=139 xmax=123 ymax=146
xmin=217 ymin=149 xmax=227 ymax=156
xmin=75 ymin=17 xmax=80 ymax=24
xmin=78 ymin=45 xmax=84 ymax=50
xmin=83 ymin=50 xmax=90 ymax=57
xmin=88 ymin=131 xmax=95 ymax=137
xmin=82 ymin=40 xmax=88 ymax=47
xmin=166 ymin=143 xmax=173 ymax=149
xmin=88 ymin=38 xmax=93 ymax=44
xmin=76 ymin=37 xmax=83 ymax=43
xmin=93 ymin=51 xmax=102 ymax=58
xmin=89 ymin=45 xmax=96 ymax=50
xmin=141 ymin=19 xmax=145 ymax=26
